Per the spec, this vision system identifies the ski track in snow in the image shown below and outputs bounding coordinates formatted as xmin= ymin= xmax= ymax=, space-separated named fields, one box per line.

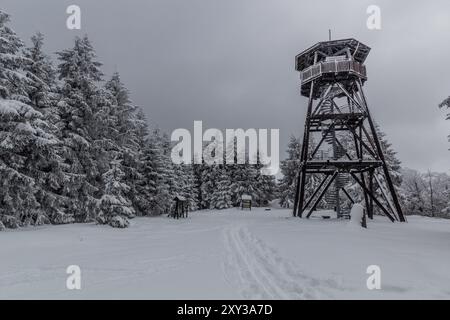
xmin=222 ymin=224 xmax=342 ymax=299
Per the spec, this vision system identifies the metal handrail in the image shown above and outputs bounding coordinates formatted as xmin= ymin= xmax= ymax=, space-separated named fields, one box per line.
xmin=301 ymin=59 xmax=367 ymax=84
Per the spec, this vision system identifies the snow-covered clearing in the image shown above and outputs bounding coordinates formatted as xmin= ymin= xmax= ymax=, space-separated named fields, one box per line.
xmin=1 ymin=208 xmax=449 ymax=299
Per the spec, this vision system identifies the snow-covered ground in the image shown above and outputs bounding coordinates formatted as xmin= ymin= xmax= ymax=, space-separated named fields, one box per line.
xmin=1 ymin=208 xmax=450 ymax=299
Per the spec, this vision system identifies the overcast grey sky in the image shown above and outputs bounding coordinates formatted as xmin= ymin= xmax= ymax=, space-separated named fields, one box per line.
xmin=2 ymin=0 xmax=449 ymax=172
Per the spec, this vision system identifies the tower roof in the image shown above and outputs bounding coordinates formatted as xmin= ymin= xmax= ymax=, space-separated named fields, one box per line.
xmin=295 ymin=38 xmax=371 ymax=71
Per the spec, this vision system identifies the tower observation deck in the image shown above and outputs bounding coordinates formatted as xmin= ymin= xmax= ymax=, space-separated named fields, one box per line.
xmin=296 ymin=38 xmax=370 ymax=98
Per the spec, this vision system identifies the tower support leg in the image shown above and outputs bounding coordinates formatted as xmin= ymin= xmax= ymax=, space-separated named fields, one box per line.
xmin=356 ymin=80 xmax=406 ymax=222
xmin=294 ymin=81 xmax=315 ymax=217
xmin=368 ymin=169 xmax=374 ymax=219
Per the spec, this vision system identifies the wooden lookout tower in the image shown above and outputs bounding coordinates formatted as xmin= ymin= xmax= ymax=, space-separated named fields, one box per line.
xmin=292 ymin=38 xmax=406 ymax=222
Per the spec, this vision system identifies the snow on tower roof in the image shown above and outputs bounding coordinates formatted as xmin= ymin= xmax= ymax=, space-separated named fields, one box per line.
xmin=295 ymin=38 xmax=371 ymax=72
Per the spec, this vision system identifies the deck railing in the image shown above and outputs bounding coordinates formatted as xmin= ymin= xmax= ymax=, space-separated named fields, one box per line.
xmin=300 ymin=60 xmax=367 ymax=84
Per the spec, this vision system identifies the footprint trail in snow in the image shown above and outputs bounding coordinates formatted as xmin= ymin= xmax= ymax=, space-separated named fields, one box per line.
xmin=222 ymin=225 xmax=342 ymax=299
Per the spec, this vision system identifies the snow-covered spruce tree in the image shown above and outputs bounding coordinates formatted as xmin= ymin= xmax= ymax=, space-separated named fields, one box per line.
xmin=134 ymin=135 xmax=158 ymax=214
xmin=97 ymin=159 xmax=135 ymax=228
xmin=91 ymin=85 xmax=141 ymax=225
xmin=23 ymin=32 xmax=69 ymax=225
xmin=104 ymin=73 xmax=144 ymax=213
xmin=91 ymin=88 xmax=119 ymax=177
xmin=192 ymin=155 xmax=204 ymax=208
xmin=198 ymin=139 xmax=229 ymax=209
xmin=208 ymin=139 xmax=233 ymax=210
xmin=56 ymin=35 xmax=104 ymax=223
xmin=89 ymin=74 xmax=140 ymax=228
xmin=104 ymin=73 xmax=139 ymax=149
xmin=23 ymin=33 xmax=57 ymax=109
xmin=0 ymin=11 xmax=48 ymax=229
xmin=185 ymin=164 xmax=200 ymax=211
xmin=225 ymin=137 xmax=258 ymax=206
xmin=160 ymin=131 xmax=179 ymax=211
xmin=254 ymin=151 xmax=276 ymax=206
xmin=376 ymin=125 xmax=402 ymax=187
xmin=255 ymin=169 xmax=276 ymax=207
xmin=278 ymin=135 xmax=301 ymax=208
xmin=173 ymin=163 xmax=199 ymax=211
xmin=160 ymin=132 xmax=200 ymax=213
xmin=230 ymin=162 xmax=258 ymax=206
xmin=209 ymin=166 xmax=233 ymax=209
xmin=129 ymin=109 xmax=153 ymax=214
xmin=136 ymin=128 xmax=173 ymax=215
xmin=0 ymin=11 xmax=30 ymax=102
xmin=195 ymin=158 xmax=207 ymax=209
xmin=91 ymin=72 xmax=146 ymax=223
xmin=200 ymin=161 xmax=219 ymax=209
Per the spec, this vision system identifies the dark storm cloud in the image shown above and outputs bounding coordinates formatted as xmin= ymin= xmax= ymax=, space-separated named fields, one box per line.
xmin=2 ymin=0 xmax=449 ymax=172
